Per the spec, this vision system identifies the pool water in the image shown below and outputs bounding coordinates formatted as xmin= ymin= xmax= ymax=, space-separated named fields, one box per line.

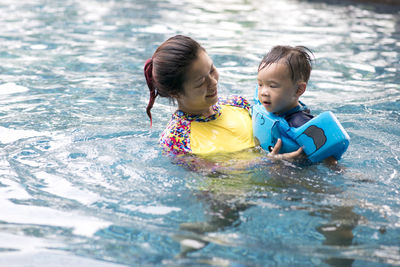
xmin=0 ymin=0 xmax=399 ymax=266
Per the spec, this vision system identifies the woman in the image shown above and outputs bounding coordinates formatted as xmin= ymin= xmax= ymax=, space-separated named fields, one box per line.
xmin=143 ymin=36 xmax=304 ymax=254
xmin=144 ymin=35 xmax=302 ymax=161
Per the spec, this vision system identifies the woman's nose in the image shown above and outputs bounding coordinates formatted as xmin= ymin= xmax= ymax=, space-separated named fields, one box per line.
xmin=207 ymin=74 xmax=218 ymax=87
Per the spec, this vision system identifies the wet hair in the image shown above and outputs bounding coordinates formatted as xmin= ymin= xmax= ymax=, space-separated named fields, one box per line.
xmin=144 ymin=35 xmax=205 ymax=126
xmin=258 ymin=45 xmax=314 ymax=84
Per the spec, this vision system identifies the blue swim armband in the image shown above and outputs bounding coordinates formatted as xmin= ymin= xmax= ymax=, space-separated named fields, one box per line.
xmin=252 ymin=103 xmax=350 ymax=162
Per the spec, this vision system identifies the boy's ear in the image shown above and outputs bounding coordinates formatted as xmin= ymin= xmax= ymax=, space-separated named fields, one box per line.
xmin=296 ymin=82 xmax=307 ymax=97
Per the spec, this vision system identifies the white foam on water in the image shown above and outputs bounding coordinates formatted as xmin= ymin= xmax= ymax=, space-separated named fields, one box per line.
xmin=0 ymin=127 xmax=46 ymax=144
xmin=0 ymin=176 xmax=110 ymax=238
xmin=0 ymin=242 xmax=127 ymax=267
xmin=30 ymin=44 xmax=48 ymax=50
xmin=0 ymin=196 xmax=111 ymax=237
xmin=36 ymin=171 xmax=101 ymax=205
xmin=129 ymin=205 xmax=181 ymax=215
xmin=0 ymin=83 xmax=29 ymax=95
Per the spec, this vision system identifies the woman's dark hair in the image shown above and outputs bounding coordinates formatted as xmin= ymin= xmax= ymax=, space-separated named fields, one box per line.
xmin=144 ymin=35 xmax=204 ymax=126
xmin=258 ymin=45 xmax=314 ymax=84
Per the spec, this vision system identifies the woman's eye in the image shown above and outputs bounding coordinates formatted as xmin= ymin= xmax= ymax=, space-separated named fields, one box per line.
xmin=195 ymin=80 xmax=204 ymax=88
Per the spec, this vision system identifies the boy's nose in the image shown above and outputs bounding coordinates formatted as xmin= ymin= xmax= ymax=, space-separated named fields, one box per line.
xmin=260 ymin=86 xmax=269 ymax=96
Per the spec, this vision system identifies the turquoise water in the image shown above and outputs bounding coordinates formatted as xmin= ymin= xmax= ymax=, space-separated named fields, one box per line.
xmin=0 ymin=0 xmax=399 ymax=266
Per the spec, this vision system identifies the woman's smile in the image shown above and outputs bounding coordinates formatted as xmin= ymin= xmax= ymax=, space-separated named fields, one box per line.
xmin=206 ymin=89 xmax=218 ymax=98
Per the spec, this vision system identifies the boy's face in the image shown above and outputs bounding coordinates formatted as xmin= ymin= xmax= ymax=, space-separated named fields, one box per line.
xmin=257 ymin=62 xmax=303 ymax=114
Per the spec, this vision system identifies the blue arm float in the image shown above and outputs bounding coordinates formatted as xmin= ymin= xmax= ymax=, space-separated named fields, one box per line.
xmin=252 ymin=104 xmax=299 ymax=153
xmin=252 ymin=103 xmax=350 ymax=162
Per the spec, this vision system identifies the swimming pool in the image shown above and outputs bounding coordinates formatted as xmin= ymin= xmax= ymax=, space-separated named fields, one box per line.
xmin=0 ymin=0 xmax=399 ymax=265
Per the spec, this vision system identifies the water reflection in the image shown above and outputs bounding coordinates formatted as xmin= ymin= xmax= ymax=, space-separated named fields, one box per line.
xmin=316 ymin=206 xmax=360 ymax=266
xmin=172 ymin=152 xmax=362 ymax=265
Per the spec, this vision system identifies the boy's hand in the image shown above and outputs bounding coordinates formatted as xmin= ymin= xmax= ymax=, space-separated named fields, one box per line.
xmin=268 ymin=138 xmax=304 ymax=160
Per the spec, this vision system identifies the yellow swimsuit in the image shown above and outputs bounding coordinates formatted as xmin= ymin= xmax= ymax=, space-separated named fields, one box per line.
xmin=159 ymin=96 xmax=255 ymax=155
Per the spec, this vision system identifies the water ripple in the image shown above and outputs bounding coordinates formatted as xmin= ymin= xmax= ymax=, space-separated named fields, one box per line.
xmin=0 ymin=0 xmax=399 ymax=265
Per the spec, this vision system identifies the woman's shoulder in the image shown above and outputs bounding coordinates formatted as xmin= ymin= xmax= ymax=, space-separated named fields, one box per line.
xmin=218 ymin=95 xmax=251 ymax=111
xmin=159 ymin=114 xmax=191 ymax=155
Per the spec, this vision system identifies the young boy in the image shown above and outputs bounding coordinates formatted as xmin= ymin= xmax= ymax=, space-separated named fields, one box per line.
xmin=257 ymin=45 xmax=314 ymax=128
xmin=256 ymin=46 xmax=339 ymax=164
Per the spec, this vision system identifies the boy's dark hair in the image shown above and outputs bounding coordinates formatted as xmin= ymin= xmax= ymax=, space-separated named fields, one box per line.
xmin=258 ymin=46 xmax=314 ymax=83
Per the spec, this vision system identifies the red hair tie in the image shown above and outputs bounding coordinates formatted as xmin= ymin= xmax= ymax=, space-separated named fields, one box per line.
xmin=144 ymin=58 xmax=158 ymax=127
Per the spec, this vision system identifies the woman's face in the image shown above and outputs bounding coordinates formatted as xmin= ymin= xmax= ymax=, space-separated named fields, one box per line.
xmin=176 ymin=50 xmax=219 ymax=116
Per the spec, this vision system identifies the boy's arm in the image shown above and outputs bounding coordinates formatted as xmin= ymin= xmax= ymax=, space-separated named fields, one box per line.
xmin=268 ymin=138 xmax=304 ymax=160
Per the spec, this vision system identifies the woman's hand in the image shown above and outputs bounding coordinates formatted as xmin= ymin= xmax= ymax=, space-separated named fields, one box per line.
xmin=268 ymin=138 xmax=304 ymax=160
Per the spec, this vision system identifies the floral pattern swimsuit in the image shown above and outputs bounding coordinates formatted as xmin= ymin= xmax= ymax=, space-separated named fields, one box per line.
xmin=159 ymin=96 xmax=255 ymax=155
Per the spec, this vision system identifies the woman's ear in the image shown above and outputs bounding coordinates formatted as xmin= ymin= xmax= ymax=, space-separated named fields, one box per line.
xmin=169 ymin=90 xmax=181 ymax=100
xmin=296 ymin=82 xmax=307 ymax=97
